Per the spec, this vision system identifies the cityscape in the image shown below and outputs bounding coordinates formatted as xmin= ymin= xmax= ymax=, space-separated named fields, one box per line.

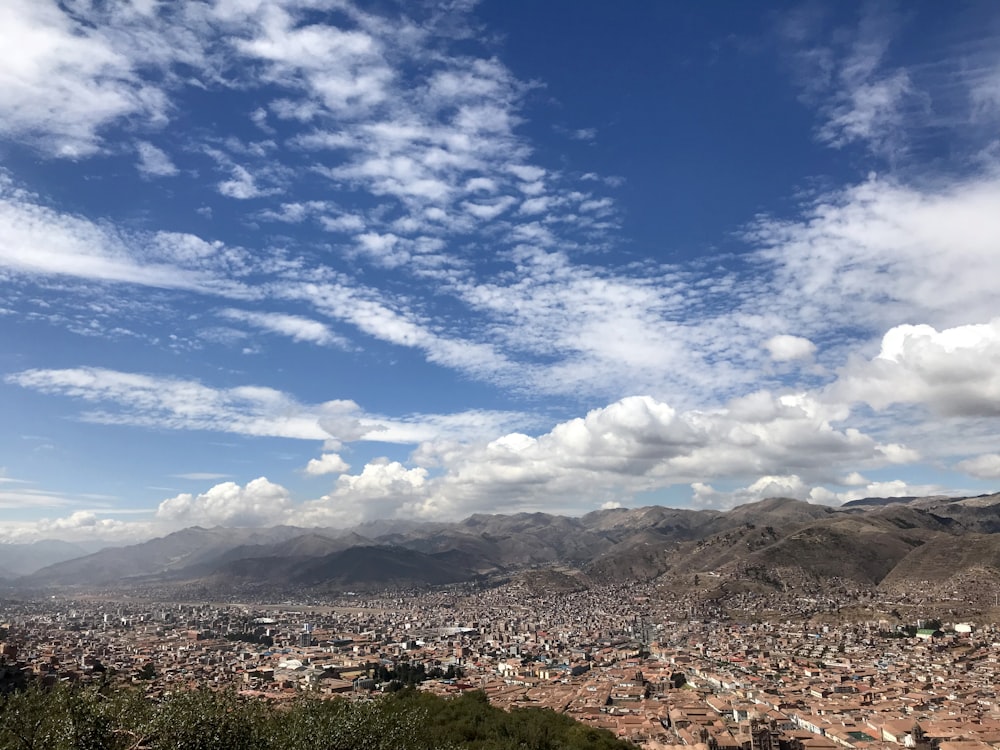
xmin=4 ymin=1 xmax=1000 ymax=748
xmin=5 ymin=569 xmax=1000 ymax=748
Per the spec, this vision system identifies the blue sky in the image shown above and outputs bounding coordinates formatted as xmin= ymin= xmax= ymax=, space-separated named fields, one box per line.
xmin=2 ymin=0 xmax=1000 ymax=543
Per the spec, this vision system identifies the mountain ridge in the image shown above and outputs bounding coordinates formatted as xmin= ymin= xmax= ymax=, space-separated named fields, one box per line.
xmin=11 ymin=493 xmax=1000 ymax=595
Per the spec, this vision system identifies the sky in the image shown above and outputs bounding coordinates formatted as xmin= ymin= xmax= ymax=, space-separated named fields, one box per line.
xmin=2 ymin=0 xmax=1000 ymax=544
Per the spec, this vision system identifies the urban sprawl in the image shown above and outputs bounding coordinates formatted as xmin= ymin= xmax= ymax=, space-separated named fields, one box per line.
xmin=2 ymin=581 xmax=999 ymax=750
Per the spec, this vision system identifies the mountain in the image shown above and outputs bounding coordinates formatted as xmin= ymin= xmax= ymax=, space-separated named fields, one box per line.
xmin=24 ymin=526 xmax=314 ymax=586
xmin=880 ymin=532 xmax=1000 ymax=587
xmin=15 ymin=491 xmax=1000 ymax=595
xmin=0 ymin=539 xmax=92 ymax=577
xmin=195 ymin=544 xmax=474 ymax=590
xmin=584 ymin=499 xmax=956 ymax=588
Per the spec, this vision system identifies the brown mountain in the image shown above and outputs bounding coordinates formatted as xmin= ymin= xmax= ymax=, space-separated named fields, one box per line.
xmin=17 ymin=492 xmax=1000 ymax=593
xmin=880 ymin=532 xmax=1000 ymax=587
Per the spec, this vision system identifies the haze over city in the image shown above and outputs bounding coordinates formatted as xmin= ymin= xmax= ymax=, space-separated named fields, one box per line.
xmin=2 ymin=0 xmax=1000 ymax=544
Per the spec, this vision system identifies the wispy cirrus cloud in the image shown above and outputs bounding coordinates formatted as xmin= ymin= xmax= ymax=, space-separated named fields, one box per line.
xmin=219 ymin=308 xmax=348 ymax=348
xmin=746 ymin=174 xmax=1000 ymax=336
xmin=5 ymin=366 xmax=532 ymax=446
xmin=778 ymin=3 xmax=1000 ymax=161
xmin=0 ymin=174 xmax=256 ymax=297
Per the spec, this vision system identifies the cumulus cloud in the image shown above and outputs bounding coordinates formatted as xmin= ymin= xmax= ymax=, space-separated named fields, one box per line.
xmin=10 ymin=363 xmax=927 ymax=526
xmin=808 ymin=479 xmax=947 ymax=506
xmin=956 ymin=453 xmax=1000 ymax=480
xmin=766 ymin=334 xmax=816 ymax=362
xmin=692 ymin=475 xmax=811 ymax=509
xmin=398 ymin=392 xmax=912 ymax=520
xmin=830 ymin=320 xmax=1000 ymax=416
xmin=156 ymin=477 xmax=292 ymax=527
xmin=298 ymin=460 xmax=429 ymax=526
xmin=333 ymin=461 xmax=427 ymax=500
xmin=840 ymin=471 xmax=869 ymax=486
xmin=0 ymin=510 xmax=154 ymax=544
xmin=692 ymin=476 xmax=947 ymax=509
xmin=304 ymin=453 xmax=351 ymax=476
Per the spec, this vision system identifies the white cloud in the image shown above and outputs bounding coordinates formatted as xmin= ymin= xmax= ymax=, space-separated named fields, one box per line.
xmin=808 ymin=479 xmax=947 ymax=506
xmin=692 ymin=475 xmax=811 ymax=509
xmin=956 ymin=453 xmax=1000 ymax=480
xmin=750 ymin=175 xmax=1000 ymax=335
xmin=0 ymin=176 xmax=254 ymax=296
xmin=157 ymin=477 xmax=292 ymax=528
xmin=461 ymin=196 xmax=516 ymax=220
xmin=4 ymin=0 xmax=1000 ymax=541
xmin=819 ymin=68 xmax=913 ymax=156
xmin=780 ymin=4 xmax=918 ymax=158
xmin=297 ymin=460 xmax=428 ymax=526
xmin=7 ymin=366 xmax=530 ymax=448
xmin=693 ymin=476 xmax=947 ymax=509
xmin=11 ymin=361 xmax=924 ymax=524
xmin=0 ymin=486 xmax=76 ymax=510
xmin=218 ymin=165 xmax=276 ymax=199
xmin=376 ymin=409 xmax=534 ymax=446
xmin=234 ymin=4 xmax=393 ymax=116
xmin=220 ymin=308 xmax=347 ymax=347
xmin=0 ymin=0 xmax=628 ymax=400
xmin=766 ymin=334 xmax=816 ymax=362
xmin=399 ymin=391 xmax=911 ymax=520
xmin=290 ymin=281 xmax=518 ymax=382
xmin=334 ymin=461 xmax=427 ymax=499
xmin=0 ymin=510 xmax=154 ymax=544
xmin=841 ymin=471 xmax=869 ymax=486
xmin=136 ymin=141 xmax=179 ymax=177
xmin=6 ymin=367 xmax=335 ymax=440
xmin=830 ymin=320 xmax=1000 ymax=416
xmin=0 ymin=0 xmax=168 ymax=157
xmin=304 ymin=453 xmax=351 ymax=476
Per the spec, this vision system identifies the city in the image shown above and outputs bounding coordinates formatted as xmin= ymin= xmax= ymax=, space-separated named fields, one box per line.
xmin=4 ymin=580 xmax=1000 ymax=749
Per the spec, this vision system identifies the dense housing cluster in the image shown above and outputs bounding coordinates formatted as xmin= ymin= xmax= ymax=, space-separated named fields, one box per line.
xmin=3 ymin=581 xmax=999 ymax=748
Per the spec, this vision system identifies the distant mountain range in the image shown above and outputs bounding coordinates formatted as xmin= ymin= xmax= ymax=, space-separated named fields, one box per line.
xmin=0 ymin=539 xmax=96 ymax=578
xmin=7 ymin=493 xmax=1000 ymax=597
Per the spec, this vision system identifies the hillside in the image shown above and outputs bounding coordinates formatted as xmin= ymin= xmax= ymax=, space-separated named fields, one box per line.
xmin=12 ymin=492 xmax=1000 ymax=595
xmin=0 ymin=683 xmax=631 ymax=750
xmin=880 ymin=533 xmax=1000 ymax=587
xmin=0 ymin=539 xmax=92 ymax=577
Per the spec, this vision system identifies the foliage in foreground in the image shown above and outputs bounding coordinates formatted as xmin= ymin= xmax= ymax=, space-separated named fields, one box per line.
xmin=0 ymin=682 xmax=633 ymax=750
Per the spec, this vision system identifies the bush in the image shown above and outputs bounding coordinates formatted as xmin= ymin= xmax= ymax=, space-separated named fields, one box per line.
xmin=0 ymin=682 xmax=632 ymax=750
